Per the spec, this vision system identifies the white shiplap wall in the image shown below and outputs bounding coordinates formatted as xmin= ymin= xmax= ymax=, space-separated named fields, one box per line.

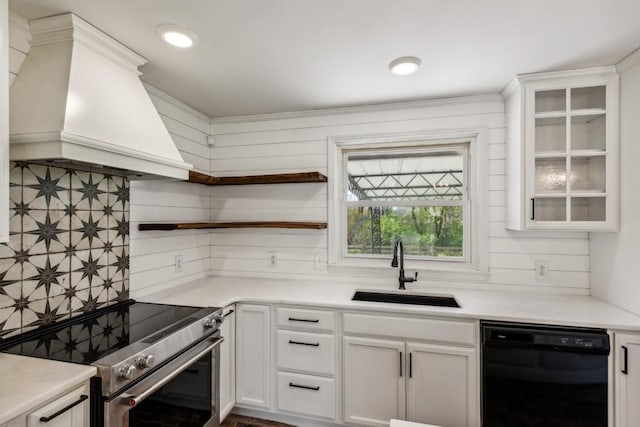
xmin=129 ymin=87 xmax=212 ymax=297
xmin=210 ymin=96 xmax=590 ymax=294
xmin=8 ymin=14 xmax=589 ymax=295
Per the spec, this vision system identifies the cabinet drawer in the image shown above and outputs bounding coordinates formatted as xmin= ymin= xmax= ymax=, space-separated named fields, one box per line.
xmin=28 ymin=385 xmax=88 ymax=427
xmin=343 ymin=312 xmax=476 ymax=346
xmin=277 ymin=307 xmax=335 ymax=331
xmin=277 ymin=330 xmax=335 ymax=375
xmin=277 ymin=372 xmax=335 ymax=420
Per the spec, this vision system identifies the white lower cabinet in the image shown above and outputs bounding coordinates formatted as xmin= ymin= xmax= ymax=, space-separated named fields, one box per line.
xmin=231 ymin=305 xmax=478 ymax=427
xmin=343 ymin=336 xmax=406 ymax=426
xmin=5 ymin=384 xmax=89 ymax=427
xmin=343 ymin=314 xmax=478 ymax=427
xmin=219 ymin=305 xmax=236 ymax=421
xmin=405 ymin=343 xmax=477 ymax=427
xmin=615 ymin=332 xmax=640 ymax=427
xmin=235 ymin=304 xmax=271 ymax=409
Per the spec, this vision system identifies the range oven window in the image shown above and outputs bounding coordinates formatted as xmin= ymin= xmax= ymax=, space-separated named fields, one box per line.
xmin=129 ymin=353 xmax=213 ymax=426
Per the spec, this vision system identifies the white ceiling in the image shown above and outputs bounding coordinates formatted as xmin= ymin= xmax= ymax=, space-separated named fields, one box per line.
xmin=9 ymin=0 xmax=640 ymax=118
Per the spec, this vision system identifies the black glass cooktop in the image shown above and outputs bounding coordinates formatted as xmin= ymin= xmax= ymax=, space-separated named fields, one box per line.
xmin=0 ymin=300 xmax=203 ymax=364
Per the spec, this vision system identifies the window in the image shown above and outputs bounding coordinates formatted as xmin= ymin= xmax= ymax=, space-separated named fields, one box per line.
xmin=328 ymin=130 xmax=488 ymax=278
xmin=345 ymin=145 xmax=469 ymax=261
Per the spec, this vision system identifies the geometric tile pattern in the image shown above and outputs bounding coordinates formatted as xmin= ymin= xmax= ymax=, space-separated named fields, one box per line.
xmin=0 ymin=162 xmax=130 ymax=338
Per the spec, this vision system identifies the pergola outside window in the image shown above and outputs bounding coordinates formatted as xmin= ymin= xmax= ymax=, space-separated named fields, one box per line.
xmin=344 ymin=144 xmax=469 ymax=261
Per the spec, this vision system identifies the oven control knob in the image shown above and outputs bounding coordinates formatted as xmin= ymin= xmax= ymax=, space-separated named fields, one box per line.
xmin=119 ymin=364 xmax=136 ymax=380
xmin=136 ymin=354 xmax=154 ymax=369
xmin=204 ymin=318 xmax=215 ymax=329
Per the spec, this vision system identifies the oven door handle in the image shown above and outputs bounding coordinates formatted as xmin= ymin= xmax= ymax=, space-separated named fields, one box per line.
xmin=120 ymin=335 xmax=224 ymax=407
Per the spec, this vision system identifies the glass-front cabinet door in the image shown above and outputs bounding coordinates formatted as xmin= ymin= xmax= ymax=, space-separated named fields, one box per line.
xmin=525 ymin=72 xmax=618 ymax=230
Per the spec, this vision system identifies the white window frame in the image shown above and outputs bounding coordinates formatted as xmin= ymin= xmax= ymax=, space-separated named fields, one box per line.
xmin=328 ymin=129 xmax=489 ymax=282
xmin=0 ymin=1 xmax=8 ymax=244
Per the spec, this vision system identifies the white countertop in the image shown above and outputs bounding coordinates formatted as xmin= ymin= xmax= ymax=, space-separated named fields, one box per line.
xmin=140 ymin=276 xmax=640 ymax=331
xmin=0 ymin=353 xmax=96 ymax=424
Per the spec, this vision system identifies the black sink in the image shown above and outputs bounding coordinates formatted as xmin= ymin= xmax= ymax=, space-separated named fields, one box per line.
xmin=352 ymin=291 xmax=461 ymax=308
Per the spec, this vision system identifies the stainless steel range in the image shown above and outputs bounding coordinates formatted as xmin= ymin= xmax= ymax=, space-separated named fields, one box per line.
xmin=0 ymin=300 xmax=226 ymax=427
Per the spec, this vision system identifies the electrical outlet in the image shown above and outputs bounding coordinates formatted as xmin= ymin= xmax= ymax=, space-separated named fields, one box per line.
xmin=314 ymin=253 xmax=324 ymax=270
xmin=268 ymin=251 xmax=278 ymax=268
xmin=535 ymin=260 xmax=549 ymax=281
xmin=175 ymin=254 xmax=184 ymax=273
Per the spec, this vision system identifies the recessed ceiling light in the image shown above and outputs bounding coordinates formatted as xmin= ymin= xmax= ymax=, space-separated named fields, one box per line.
xmin=389 ymin=56 xmax=422 ymax=76
xmin=157 ymin=24 xmax=199 ymax=48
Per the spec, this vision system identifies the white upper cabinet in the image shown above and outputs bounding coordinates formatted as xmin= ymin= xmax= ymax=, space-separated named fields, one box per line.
xmin=0 ymin=0 xmax=9 ymax=243
xmin=503 ymin=67 xmax=619 ymax=231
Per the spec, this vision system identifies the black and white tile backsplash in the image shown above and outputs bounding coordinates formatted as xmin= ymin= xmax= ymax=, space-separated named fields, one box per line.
xmin=0 ymin=162 xmax=130 ymax=338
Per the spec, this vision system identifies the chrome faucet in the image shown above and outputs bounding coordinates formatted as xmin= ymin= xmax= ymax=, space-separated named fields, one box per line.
xmin=391 ymin=238 xmax=418 ymax=290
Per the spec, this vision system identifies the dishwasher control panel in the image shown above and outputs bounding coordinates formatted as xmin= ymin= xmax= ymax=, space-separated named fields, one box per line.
xmin=485 ymin=322 xmax=610 ymax=353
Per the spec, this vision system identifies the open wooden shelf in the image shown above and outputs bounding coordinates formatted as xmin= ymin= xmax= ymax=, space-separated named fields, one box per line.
xmin=188 ymin=170 xmax=327 ymax=186
xmin=138 ymin=221 xmax=328 ymax=231
xmin=143 ymin=172 xmax=329 ymax=232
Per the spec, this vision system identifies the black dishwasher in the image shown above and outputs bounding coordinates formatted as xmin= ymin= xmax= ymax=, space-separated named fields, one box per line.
xmin=482 ymin=322 xmax=610 ymax=427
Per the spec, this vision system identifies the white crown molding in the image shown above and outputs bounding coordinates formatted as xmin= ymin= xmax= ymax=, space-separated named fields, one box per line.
xmin=500 ymin=77 xmax=522 ymax=99
xmin=211 ymin=94 xmax=502 ymax=125
xmin=29 ymin=13 xmax=146 ymax=72
xmin=515 ymin=65 xmax=617 ymax=83
xmin=500 ymin=65 xmax=619 ymax=98
xmin=8 ymin=11 xmax=30 ymax=37
xmin=616 ymin=47 xmax=640 ymax=74
xmin=143 ymin=82 xmax=212 ymax=124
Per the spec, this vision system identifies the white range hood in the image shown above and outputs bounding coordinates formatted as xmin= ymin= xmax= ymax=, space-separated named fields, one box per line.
xmin=9 ymin=13 xmax=192 ymax=179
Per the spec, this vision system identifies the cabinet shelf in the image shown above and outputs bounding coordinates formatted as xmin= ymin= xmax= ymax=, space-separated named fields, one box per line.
xmin=188 ymin=170 xmax=327 ymax=186
xmin=534 ymin=108 xmax=607 ymax=119
xmin=139 ymin=221 xmax=328 ymax=231
xmin=534 ymin=150 xmax=607 ymax=158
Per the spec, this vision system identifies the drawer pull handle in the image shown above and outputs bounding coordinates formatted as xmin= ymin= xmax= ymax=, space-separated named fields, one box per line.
xmin=39 ymin=394 xmax=88 ymax=422
xmin=289 ymin=382 xmax=320 ymax=391
xmin=223 ymin=309 xmax=235 ymax=318
xmin=288 ymin=317 xmax=319 ymax=323
xmin=288 ymin=340 xmax=320 ymax=347
xmin=622 ymin=345 xmax=629 ymax=375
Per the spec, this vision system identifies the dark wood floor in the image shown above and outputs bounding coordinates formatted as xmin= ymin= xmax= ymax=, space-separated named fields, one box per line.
xmin=221 ymin=414 xmax=296 ymax=427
